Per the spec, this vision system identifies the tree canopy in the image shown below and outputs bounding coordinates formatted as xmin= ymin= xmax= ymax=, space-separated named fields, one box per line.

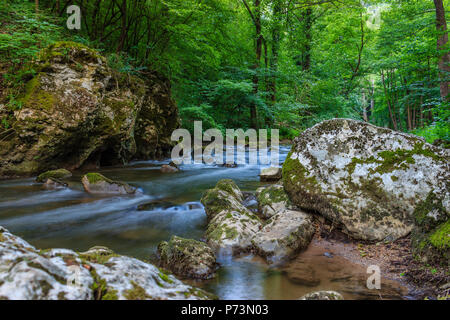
xmin=1 ymin=0 xmax=449 ymax=142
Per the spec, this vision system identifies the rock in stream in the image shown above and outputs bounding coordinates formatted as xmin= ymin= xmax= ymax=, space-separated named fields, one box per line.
xmin=0 ymin=226 xmax=214 ymax=300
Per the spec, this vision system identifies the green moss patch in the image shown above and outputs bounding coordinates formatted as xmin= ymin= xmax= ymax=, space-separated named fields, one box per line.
xmin=38 ymin=41 xmax=104 ymax=65
xmin=257 ymin=185 xmax=289 ymax=207
xmin=36 ymin=168 xmax=72 ymax=182
xmin=83 ymin=173 xmax=113 ymax=185
xmin=282 ymin=152 xmax=318 ymax=192
xmin=346 ymin=142 xmax=445 ymax=175
xmin=79 ymin=248 xmax=119 ymax=265
xmin=201 ymin=188 xmax=238 ymax=219
xmin=215 ymin=179 xmax=239 ymax=196
xmin=429 ymin=221 xmax=450 ymax=251
xmin=19 ymin=74 xmax=56 ymax=111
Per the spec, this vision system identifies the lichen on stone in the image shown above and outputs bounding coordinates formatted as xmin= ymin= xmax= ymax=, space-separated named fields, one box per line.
xmin=282 ymin=118 xmax=449 ymax=242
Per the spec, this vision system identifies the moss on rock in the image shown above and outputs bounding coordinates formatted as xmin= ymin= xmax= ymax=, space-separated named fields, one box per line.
xmin=346 ymin=142 xmax=445 ymax=175
xmin=201 ymin=180 xmax=261 ymax=253
xmin=282 ymin=152 xmax=318 ymax=193
xmin=429 ymin=221 xmax=450 ymax=251
xmin=36 ymin=168 xmax=72 ymax=183
xmin=83 ymin=173 xmax=112 ymax=185
xmin=79 ymin=246 xmax=119 ymax=265
xmin=81 ymin=173 xmax=136 ymax=195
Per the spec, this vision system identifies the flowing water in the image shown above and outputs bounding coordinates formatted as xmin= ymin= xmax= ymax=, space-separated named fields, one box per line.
xmin=0 ymin=146 xmax=408 ymax=300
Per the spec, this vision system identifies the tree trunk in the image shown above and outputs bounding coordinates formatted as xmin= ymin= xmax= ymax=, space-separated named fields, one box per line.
xmin=433 ymin=0 xmax=449 ymax=101
xmin=302 ymin=8 xmax=313 ymax=71
xmin=362 ymin=90 xmax=368 ymax=122
xmin=370 ymin=78 xmax=375 ymax=121
xmin=268 ymin=0 xmax=282 ymax=103
xmin=381 ymin=70 xmax=398 ymax=131
xmin=116 ymin=0 xmax=128 ymax=53
xmin=250 ymin=0 xmax=262 ymax=129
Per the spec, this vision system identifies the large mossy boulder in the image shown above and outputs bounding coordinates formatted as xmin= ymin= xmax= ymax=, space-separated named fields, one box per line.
xmin=283 ymin=119 xmax=449 ymax=247
xmin=81 ymin=173 xmax=136 ymax=195
xmin=200 ymin=179 xmax=261 ymax=254
xmin=0 ymin=42 xmax=179 ymax=179
xmin=0 ymin=226 xmax=214 ymax=300
xmin=201 ymin=180 xmax=315 ymax=262
xmin=157 ymin=236 xmax=217 ymax=280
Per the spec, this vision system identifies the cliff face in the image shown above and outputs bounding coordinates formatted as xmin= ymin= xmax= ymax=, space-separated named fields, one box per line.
xmin=0 ymin=42 xmax=179 ymax=178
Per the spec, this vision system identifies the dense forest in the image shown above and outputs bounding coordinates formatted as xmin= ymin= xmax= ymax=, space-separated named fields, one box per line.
xmin=0 ymin=0 xmax=449 ymax=302
xmin=0 ymin=0 xmax=449 ymax=142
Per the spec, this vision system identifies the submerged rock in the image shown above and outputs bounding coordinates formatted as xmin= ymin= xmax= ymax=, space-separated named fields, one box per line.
xmin=201 ymin=179 xmax=261 ymax=254
xmin=81 ymin=173 xmax=136 ymax=195
xmin=221 ymin=163 xmax=238 ymax=168
xmin=43 ymin=177 xmax=68 ymax=189
xmin=283 ymin=118 xmax=449 ymax=243
xmin=36 ymin=169 xmax=72 ymax=183
xmin=284 ymin=262 xmax=321 ymax=287
xmin=157 ymin=236 xmax=217 ymax=280
xmin=137 ymin=200 xmax=176 ymax=211
xmin=0 ymin=226 xmax=213 ymax=300
xmin=299 ymin=291 xmax=344 ymax=300
xmin=0 ymin=42 xmax=179 ymax=179
xmin=260 ymin=167 xmax=282 ymax=182
xmin=242 ymin=192 xmax=259 ymax=214
xmin=251 ymin=209 xmax=315 ymax=264
xmin=160 ymin=162 xmax=179 ymax=173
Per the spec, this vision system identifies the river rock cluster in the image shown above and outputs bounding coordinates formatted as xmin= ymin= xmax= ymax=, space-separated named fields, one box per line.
xmin=200 ymin=179 xmax=315 ymax=264
xmin=174 ymin=118 xmax=448 ymax=290
xmin=0 ymin=226 xmax=214 ymax=300
xmin=0 ymin=42 xmax=179 ymax=179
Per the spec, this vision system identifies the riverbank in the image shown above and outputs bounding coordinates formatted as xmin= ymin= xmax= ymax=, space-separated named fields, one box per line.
xmin=313 ymin=222 xmax=449 ymax=300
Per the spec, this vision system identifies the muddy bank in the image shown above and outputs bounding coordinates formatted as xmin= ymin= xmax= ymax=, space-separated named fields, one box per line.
xmin=314 ymin=223 xmax=450 ymax=300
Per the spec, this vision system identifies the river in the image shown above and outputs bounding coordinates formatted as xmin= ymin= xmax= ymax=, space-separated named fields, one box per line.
xmin=0 ymin=145 xmax=409 ymax=299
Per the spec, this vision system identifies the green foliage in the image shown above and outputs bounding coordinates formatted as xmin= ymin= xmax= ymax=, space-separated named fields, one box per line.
xmin=0 ymin=1 xmax=67 ymax=88
xmin=179 ymin=104 xmax=224 ymax=134
xmin=413 ymin=101 xmax=450 ymax=143
xmin=1 ymin=0 xmax=449 ymax=143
